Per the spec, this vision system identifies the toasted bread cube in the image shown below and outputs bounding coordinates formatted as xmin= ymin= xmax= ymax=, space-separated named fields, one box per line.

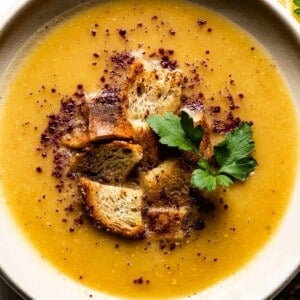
xmin=88 ymin=88 xmax=134 ymax=141
xmin=71 ymin=141 xmax=143 ymax=183
xmin=125 ymin=59 xmax=183 ymax=122
xmin=131 ymin=121 xmax=160 ymax=170
xmin=79 ymin=177 xmax=145 ymax=238
xmin=145 ymin=206 xmax=189 ymax=240
xmin=139 ymin=159 xmax=191 ymax=206
xmin=61 ymin=125 xmax=90 ymax=149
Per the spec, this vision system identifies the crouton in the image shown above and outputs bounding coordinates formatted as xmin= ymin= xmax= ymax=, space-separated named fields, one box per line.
xmin=139 ymin=159 xmax=191 ymax=206
xmin=79 ymin=177 xmax=145 ymax=238
xmin=61 ymin=125 xmax=90 ymax=148
xmin=144 ymin=206 xmax=189 ymax=241
xmin=125 ymin=58 xmax=183 ymax=122
xmin=88 ymin=87 xmax=134 ymax=141
xmin=71 ymin=141 xmax=143 ymax=183
xmin=131 ymin=121 xmax=160 ymax=170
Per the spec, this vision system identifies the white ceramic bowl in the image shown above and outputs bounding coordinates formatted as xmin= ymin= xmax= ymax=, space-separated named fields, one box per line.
xmin=0 ymin=1 xmax=299 ymax=299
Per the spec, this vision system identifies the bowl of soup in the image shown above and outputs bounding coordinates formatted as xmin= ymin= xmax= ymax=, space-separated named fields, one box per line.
xmin=0 ymin=0 xmax=299 ymax=299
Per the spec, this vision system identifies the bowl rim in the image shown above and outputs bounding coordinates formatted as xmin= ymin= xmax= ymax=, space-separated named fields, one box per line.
xmin=0 ymin=0 xmax=299 ymax=299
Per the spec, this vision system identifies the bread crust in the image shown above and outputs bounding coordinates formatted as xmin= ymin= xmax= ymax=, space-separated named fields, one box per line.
xmin=71 ymin=141 xmax=143 ymax=183
xmin=79 ymin=177 xmax=145 ymax=238
xmin=139 ymin=159 xmax=191 ymax=207
xmin=88 ymin=88 xmax=134 ymax=141
xmin=144 ymin=206 xmax=190 ymax=241
xmin=125 ymin=58 xmax=183 ymax=122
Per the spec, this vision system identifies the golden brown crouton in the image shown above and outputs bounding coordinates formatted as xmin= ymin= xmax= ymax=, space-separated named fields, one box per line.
xmin=125 ymin=57 xmax=183 ymax=122
xmin=145 ymin=206 xmax=189 ymax=241
xmin=79 ymin=177 xmax=145 ymax=238
xmin=131 ymin=121 xmax=160 ymax=170
xmin=61 ymin=125 xmax=90 ymax=149
xmin=139 ymin=159 xmax=191 ymax=207
xmin=71 ymin=141 xmax=143 ymax=183
xmin=88 ymin=88 xmax=134 ymax=141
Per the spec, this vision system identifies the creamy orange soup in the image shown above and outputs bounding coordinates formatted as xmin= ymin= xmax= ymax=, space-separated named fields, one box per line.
xmin=0 ymin=0 xmax=299 ymax=298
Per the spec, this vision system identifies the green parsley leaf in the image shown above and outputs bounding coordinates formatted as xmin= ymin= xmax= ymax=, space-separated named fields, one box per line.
xmin=180 ymin=111 xmax=204 ymax=147
xmin=215 ymin=123 xmax=257 ymax=181
xmin=146 ymin=113 xmax=198 ymax=152
xmin=197 ymin=158 xmax=211 ymax=172
xmin=192 ymin=167 xmax=234 ymax=191
xmin=219 ymin=157 xmax=257 ymax=181
xmin=191 ymin=123 xmax=257 ymax=192
xmin=216 ymin=174 xmax=234 ymax=187
xmin=214 ymin=122 xmax=255 ymax=167
xmin=191 ymin=169 xmax=217 ymax=192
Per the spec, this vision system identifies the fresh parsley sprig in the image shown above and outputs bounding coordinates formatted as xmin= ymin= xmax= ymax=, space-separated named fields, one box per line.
xmin=192 ymin=122 xmax=257 ymax=192
xmin=147 ymin=112 xmax=257 ymax=192
xmin=294 ymin=0 xmax=300 ymax=16
xmin=147 ymin=111 xmax=203 ymax=154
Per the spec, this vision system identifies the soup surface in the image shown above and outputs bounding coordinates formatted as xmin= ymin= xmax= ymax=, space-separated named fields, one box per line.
xmin=0 ymin=0 xmax=298 ymax=298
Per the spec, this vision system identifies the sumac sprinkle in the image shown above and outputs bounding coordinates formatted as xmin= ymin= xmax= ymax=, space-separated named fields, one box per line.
xmin=169 ymin=243 xmax=176 ymax=251
xmin=194 ymin=219 xmax=205 ymax=230
xmin=41 ymin=133 xmax=50 ymax=144
xmin=74 ymin=91 xmax=84 ymax=98
xmin=74 ymin=218 xmax=84 ymax=226
xmin=118 ymin=29 xmax=127 ymax=38
xmin=210 ymin=106 xmax=221 ymax=113
xmin=169 ymin=29 xmax=176 ymax=35
xmin=133 ymin=277 xmax=143 ymax=284
xmin=158 ymin=48 xmax=165 ymax=55
xmin=111 ymin=51 xmax=135 ymax=69
xmin=64 ymin=205 xmax=74 ymax=212
xmin=149 ymin=52 xmax=157 ymax=58
xmin=160 ymin=58 xmax=178 ymax=71
xmin=91 ymin=30 xmax=97 ymax=36
xmin=36 ymin=167 xmax=43 ymax=173
xmin=212 ymin=112 xmax=241 ymax=134
xmin=197 ymin=19 xmax=207 ymax=26
xmin=167 ymin=49 xmax=174 ymax=55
